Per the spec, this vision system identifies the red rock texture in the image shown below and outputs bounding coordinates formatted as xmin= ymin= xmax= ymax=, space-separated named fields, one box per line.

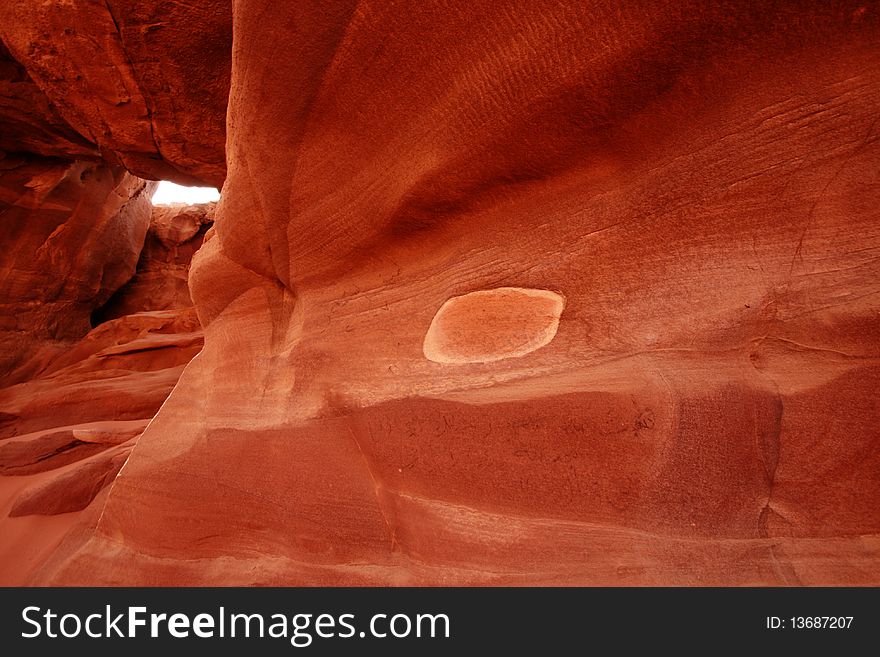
xmin=94 ymin=203 xmax=214 ymax=322
xmin=0 ymin=202 xmax=204 ymax=585
xmin=0 ymin=0 xmax=230 ymax=186
xmin=0 ymin=41 xmax=97 ymax=160
xmin=0 ymin=155 xmax=155 ymax=381
xmin=9 ymin=445 xmax=132 ymax=518
xmin=2 ymin=1 xmax=880 ymax=585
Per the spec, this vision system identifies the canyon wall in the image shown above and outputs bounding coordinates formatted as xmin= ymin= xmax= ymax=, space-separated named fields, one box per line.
xmin=0 ymin=203 xmax=209 ymax=584
xmin=2 ymin=1 xmax=880 ymax=585
xmin=0 ymin=157 xmax=155 ymax=382
xmin=0 ymin=0 xmax=230 ymax=186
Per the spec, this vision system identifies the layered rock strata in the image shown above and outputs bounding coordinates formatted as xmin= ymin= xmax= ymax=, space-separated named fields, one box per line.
xmin=1 ymin=1 xmax=879 ymax=585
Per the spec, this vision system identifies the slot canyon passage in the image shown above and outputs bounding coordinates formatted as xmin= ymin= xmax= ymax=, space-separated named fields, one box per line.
xmin=0 ymin=1 xmax=879 ymax=586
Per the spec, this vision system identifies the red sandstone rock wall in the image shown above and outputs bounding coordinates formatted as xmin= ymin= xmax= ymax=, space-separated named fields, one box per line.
xmin=2 ymin=1 xmax=880 ymax=585
xmin=95 ymin=203 xmax=214 ymax=321
xmin=0 ymin=202 xmax=205 ymax=585
xmin=0 ymin=155 xmax=155 ymax=382
xmin=0 ymin=0 xmax=230 ymax=186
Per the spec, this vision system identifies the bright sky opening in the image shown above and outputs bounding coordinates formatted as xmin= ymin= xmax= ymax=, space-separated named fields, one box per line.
xmin=151 ymin=181 xmax=220 ymax=205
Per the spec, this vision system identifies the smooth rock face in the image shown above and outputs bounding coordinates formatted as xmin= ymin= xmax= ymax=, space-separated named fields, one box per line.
xmin=424 ymin=288 xmax=565 ymax=363
xmin=2 ymin=1 xmax=880 ymax=586
xmin=0 ymin=41 xmax=97 ymax=160
xmin=9 ymin=446 xmax=132 ymax=518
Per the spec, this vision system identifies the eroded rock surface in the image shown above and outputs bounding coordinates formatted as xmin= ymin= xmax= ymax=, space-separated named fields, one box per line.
xmin=424 ymin=288 xmax=565 ymax=363
xmin=95 ymin=203 xmax=214 ymax=322
xmin=0 ymin=203 xmax=205 ymax=585
xmin=1 ymin=1 xmax=879 ymax=585
xmin=0 ymin=0 xmax=230 ymax=186
xmin=0 ymin=155 xmax=155 ymax=381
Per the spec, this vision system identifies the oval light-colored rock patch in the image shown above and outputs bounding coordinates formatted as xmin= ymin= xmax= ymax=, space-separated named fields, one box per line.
xmin=424 ymin=287 xmax=565 ymax=364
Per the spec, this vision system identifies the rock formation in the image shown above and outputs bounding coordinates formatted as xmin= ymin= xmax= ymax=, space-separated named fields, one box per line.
xmin=0 ymin=0 xmax=230 ymax=186
xmin=0 ymin=156 xmax=155 ymax=381
xmin=0 ymin=203 xmax=206 ymax=584
xmin=1 ymin=1 xmax=879 ymax=585
xmin=95 ymin=203 xmax=214 ymax=321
